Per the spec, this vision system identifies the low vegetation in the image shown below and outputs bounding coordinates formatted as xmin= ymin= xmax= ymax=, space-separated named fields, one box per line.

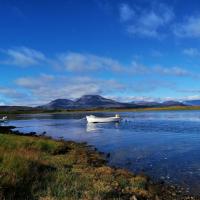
xmin=0 ymin=132 xmax=156 ymax=200
xmin=0 ymin=128 xmax=198 ymax=200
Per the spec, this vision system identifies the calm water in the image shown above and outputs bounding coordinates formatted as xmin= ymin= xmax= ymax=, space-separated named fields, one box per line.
xmin=2 ymin=110 xmax=200 ymax=195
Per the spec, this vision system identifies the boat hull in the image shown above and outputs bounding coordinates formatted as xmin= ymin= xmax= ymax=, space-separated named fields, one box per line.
xmin=0 ymin=116 xmax=7 ymax=122
xmin=86 ymin=116 xmax=121 ymax=123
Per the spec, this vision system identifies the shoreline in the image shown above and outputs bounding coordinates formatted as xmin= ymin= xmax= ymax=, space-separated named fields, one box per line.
xmin=1 ymin=105 xmax=200 ymax=115
xmin=0 ymin=125 xmax=199 ymax=200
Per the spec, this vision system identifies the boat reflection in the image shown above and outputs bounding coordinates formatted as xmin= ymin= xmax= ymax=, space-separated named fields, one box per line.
xmin=86 ymin=122 xmax=120 ymax=132
xmin=86 ymin=123 xmax=99 ymax=132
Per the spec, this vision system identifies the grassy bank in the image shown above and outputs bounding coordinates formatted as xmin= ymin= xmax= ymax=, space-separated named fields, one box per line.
xmin=0 ymin=128 xmax=198 ymax=200
xmin=0 ymin=132 xmax=155 ymax=200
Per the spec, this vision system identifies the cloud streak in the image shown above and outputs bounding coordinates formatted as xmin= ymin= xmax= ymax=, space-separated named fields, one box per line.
xmin=174 ymin=16 xmax=200 ymax=38
xmin=1 ymin=47 xmax=46 ymax=67
xmin=118 ymin=3 xmax=200 ymax=39
xmin=0 ymin=86 xmax=30 ymax=105
xmin=55 ymin=52 xmax=194 ymax=78
xmin=183 ymin=48 xmax=200 ymax=57
xmin=56 ymin=52 xmax=123 ymax=72
xmin=119 ymin=3 xmax=134 ymax=22
xmin=0 ymin=86 xmax=25 ymax=99
xmin=119 ymin=3 xmax=174 ymax=37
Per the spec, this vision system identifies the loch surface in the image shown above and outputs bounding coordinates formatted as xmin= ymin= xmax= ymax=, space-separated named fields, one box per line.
xmin=3 ymin=110 xmax=200 ymax=195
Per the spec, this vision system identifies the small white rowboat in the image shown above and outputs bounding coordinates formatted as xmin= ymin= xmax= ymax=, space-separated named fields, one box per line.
xmin=86 ymin=114 xmax=121 ymax=123
xmin=0 ymin=116 xmax=7 ymax=122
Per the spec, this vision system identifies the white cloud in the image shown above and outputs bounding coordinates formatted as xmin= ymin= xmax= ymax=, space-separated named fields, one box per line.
xmin=117 ymin=95 xmax=200 ymax=103
xmin=105 ymin=95 xmax=159 ymax=103
xmin=174 ymin=16 xmax=200 ymax=38
xmin=1 ymin=47 xmax=46 ymax=67
xmin=16 ymin=74 xmax=54 ymax=89
xmin=119 ymin=3 xmax=174 ymax=37
xmin=183 ymin=48 xmax=200 ymax=57
xmin=0 ymin=86 xmax=25 ymax=99
xmin=126 ymin=61 xmax=193 ymax=77
xmin=130 ymin=79 xmax=175 ymax=93
xmin=0 ymin=86 xmax=30 ymax=105
xmin=55 ymin=52 xmax=193 ymax=78
xmin=153 ymin=65 xmax=191 ymax=77
xmin=56 ymin=52 xmax=123 ymax=72
xmin=119 ymin=3 xmax=134 ymax=22
xmin=131 ymin=96 xmax=160 ymax=102
xmin=182 ymin=95 xmax=200 ymax=101
xmin=177 ymin=88 xmax=200 ymax=93
xmin=107 ymin=95 xmax=184 ymax=103
xmin=118 ymin=3 xmax=200 ymax=39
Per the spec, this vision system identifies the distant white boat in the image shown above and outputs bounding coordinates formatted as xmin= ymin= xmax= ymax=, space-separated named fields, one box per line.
xmin=0 ymin=116 xmax=7 ymax=122
xmin=86 ymin=114 xmax=121 ymax=123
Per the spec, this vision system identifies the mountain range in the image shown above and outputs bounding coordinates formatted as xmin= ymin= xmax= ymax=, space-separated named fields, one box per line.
xmin=1 ymin=95 xmax=200 ymax=112
xmin=38 ymin=95 xmax=188 ymax=110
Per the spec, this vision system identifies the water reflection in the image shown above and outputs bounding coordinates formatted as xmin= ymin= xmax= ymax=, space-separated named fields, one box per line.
xmin=86 ymin=123 xmax=99 ymax=132
xmin=0 ymin=121 xmax=8 ymax=126
xmin=86 ymin=122 xmax=120 ymax=132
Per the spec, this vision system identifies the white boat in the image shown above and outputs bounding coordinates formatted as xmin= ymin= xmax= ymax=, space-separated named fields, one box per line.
xmin=0 ymin=116 xmax=7 ymax=122
xmin=86 ymin=114 xmax=121 ymax=123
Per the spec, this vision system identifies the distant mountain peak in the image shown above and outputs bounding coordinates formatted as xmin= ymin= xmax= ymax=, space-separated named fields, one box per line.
xmin=75 ymin=94 xmax=121 ymax=108
xmin=39 ymin=98 xmax=74 ymax=109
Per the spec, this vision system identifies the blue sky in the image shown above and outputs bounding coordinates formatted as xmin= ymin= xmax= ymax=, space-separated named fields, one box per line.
xmin=1 ymin=0 xmax=200 ymax=105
